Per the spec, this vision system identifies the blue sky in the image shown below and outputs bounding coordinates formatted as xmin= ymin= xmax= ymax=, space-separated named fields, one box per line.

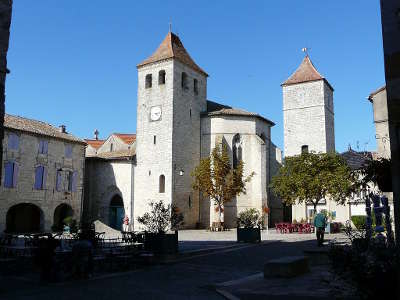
xmin=6 ymin=1 xmax=384 ymax=153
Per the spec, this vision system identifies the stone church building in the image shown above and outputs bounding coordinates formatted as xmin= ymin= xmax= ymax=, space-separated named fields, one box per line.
xmin=84 ymin=32 xmax=283 ymax=230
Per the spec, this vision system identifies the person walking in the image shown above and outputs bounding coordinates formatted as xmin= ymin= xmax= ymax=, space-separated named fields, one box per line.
xmin=313 ymin=211 xmax=327 ymax=247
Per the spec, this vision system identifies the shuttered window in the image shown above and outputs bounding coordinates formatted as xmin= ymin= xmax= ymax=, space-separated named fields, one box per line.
xmin=8 ymin=133 xmax=19 ymax=150
xmin=34 ymin=166 xmax=47 ymax=190
xmin=4 ymin=161 xmax=18 ymax=188
xmin=65 ymin=145 xmax=73 ymax=158
xmin=56 ymin=170 xmax=62 ymax=191
xmin=38 ymin=140 xmax=48 ymax=154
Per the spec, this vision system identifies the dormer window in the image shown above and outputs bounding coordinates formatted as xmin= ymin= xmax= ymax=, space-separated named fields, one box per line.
xmin=158 ymin=70 xmax=166 ymax=85
xmin=193 ymin=79 xmax=198 ymax=95
xmin=145 ymin=74 xmax=152 ymax=89
xmin=181 ymin=72 xmax=188 ymax=90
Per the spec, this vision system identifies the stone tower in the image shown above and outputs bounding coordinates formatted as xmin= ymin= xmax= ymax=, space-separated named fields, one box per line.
xmin=282 ymin=55 xmax=335 ymax=157
xmin=134 ymin=32 xmax=208 ymax=229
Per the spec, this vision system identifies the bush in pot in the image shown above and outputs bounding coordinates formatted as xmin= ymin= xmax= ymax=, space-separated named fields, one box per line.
xmin=236 ymin=208 xmax=262 ymax=243
xmin=137 ymin=200 xmax=184 ymax=254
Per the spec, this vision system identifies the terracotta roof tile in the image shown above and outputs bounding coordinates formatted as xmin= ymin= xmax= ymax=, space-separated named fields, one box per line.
xmin=137 ymin=32 xmax=207 ymax=76
xmin=114 ymin=133 xmax=136 ymax=145
xmin=4 ymin=114 xmax=86 ymax=144
xmin=204 ymin=100 xmax=275 ymax=126
xmin=85 ymin=139 xmax=105 ymax=149
xmin=282 ymin=56 xmax=333 ymax=90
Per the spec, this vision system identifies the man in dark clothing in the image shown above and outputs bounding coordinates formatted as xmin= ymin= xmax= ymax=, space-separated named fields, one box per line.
xmin=313 ymin=212 xmax=327 ymax=247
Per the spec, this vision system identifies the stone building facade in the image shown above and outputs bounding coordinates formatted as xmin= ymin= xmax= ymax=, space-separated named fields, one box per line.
xmin=84 ymin=133 xmax=135 ymax=231
xmin=0 ymin=114 xmax=86 ymax=233
xmin=282 ymin=56 xmax=335 ymax=157
xmin=132 ymin=32 xmax=282 ymax=230
xmin=368 ymin=86 xmax=390 ymax=159
xmin=0 ymin=1 xmax=13 ymax=183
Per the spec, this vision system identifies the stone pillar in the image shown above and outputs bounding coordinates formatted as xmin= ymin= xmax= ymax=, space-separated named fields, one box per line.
xmin=0 ymin=0 xmax=12 ymax=182
xmin=380 ymin=0 xmax=400 ymax=245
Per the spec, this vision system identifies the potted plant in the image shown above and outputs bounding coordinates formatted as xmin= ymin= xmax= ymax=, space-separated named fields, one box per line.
xmin=236 ymin=208 xmax=262 ymax=243
xmin=137 ymin=200 xmax=184 ymax=254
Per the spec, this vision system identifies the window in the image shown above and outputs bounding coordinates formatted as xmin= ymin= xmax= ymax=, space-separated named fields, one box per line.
xmin=145 ymin=74 xmax=152 ymax=89
xmin=301 ymin=145 xmax=309 ymax=154
xmin=56 ymin=170 xmax=62 ymax=191
xmin=110 ymin=143 xmax=114 ymax=152
xmin=181 ymin=72 xmax=188 ymax=90
xmin=4 ymin=161 xmax=18 ymax=188
xmin=8 ymin=133 xmax=19 ymax=150
xmin=67 ymin=171 xmax=78 ymax=192
xmin=38 ymin=140 xmax=48 ymax=154
xmin=188 ymin=196 xmax=192 ymax=208
xmin=34 ymin=166 xmax=47 ymax=190
xmin=193 ymin=79 xmax=198 ymax=95
xmin=232 ymin=134 xmax=242 ymax=169
xmin=189 ymin=109 xmax=192 ymax=118
xmin=65 ymin=144 xmax=73 ymax=158
xmin=158 ymin=70 xmax=166 ymax=85
xmin=159 ymin=175 xmax=165 ymax=193
xmin=153 ymin=135 xmax=156 ymax=145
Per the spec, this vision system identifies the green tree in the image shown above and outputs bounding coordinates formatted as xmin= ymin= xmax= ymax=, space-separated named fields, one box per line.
xmin=191 ymin=143 xmax=254 ymax=223
xmin=271 ymin=152 xmax=356 ymax=213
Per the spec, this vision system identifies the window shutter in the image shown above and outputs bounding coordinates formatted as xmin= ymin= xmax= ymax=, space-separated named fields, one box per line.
xmin=34 ymin=166 xmax=42 ymax=189
xmin=56 ymin=170 xmax=62 ymax=191
xmin=42 ymin=167 xmax=47 ymax=189
xmin=12 ymin=163 xmax=19 ymax=188
xmin=43 ymin=141 xmax=48 ymax=154
xmin=4 ymin=162 xmax=13 ymax=188
xmin=72 ymin=171 xmax=78 ymax=192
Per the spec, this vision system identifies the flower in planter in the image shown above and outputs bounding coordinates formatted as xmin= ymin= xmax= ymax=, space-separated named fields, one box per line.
xmin=237 ymin=208 xmax=262 ymax=228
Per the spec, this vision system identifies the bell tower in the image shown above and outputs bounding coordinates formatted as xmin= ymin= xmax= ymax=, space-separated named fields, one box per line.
xmin=282 ymin=55 xmax=335 ymax=157
xmin=134 ymin=32 xmax=208 ymax=229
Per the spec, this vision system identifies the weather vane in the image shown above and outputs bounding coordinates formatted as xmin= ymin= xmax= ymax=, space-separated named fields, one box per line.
xmin=302 ymin=47 xmax=311 ymax=56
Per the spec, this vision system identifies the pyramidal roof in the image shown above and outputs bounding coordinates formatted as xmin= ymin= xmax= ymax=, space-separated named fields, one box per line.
xmin=282 ymin=55 xmax=333 ymax=90
xmin=137 ymin=32 xmax=208 ymax=76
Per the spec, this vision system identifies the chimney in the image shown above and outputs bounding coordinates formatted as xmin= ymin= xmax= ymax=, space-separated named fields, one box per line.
xmin=94 ymin=129 xmax=99 ymax=140
xmin=59 ymin=125 xmax=66 ymax=133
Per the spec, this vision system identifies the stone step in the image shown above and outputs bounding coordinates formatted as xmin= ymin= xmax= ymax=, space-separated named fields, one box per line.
xmin=264 ymin=256 xmax=309 ymax=278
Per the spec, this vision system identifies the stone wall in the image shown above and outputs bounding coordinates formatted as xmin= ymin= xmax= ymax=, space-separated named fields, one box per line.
xmin=371 ymin=88 xmax=390 ymax=158
xmin=0 ymin=1 xmax=12 ymax=183
xmin=283 ymin=80 xmax=335 ymax=157
xmin=134 ymin=60 xmax=175 ymax=230
xmin=200 ymin=115 xmax=276 ymax=228
xmin=0 ymin=129 xmax=85 ymax=232
xmin=83 ymin=159 xmax=134 ymax=227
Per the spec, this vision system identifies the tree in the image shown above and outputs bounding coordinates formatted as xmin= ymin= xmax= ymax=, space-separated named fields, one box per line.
xmin=271 ymin=152 xmax=356 ymax=213
xmin=191 ymin=143 xmax=254 ymax=223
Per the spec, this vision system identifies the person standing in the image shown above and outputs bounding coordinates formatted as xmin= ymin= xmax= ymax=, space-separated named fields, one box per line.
xmin=313 ymin=211 xmax=327 ymax=247
xmin=123 ymin=215 xmax=129 ymax=232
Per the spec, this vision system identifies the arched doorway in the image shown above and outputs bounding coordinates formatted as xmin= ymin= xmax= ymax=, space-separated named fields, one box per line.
xmin=6 ymin=203 xmax=43 ymax=233
xmin=109 ymin=195 xmax=124 ymax=230
xmin=53 ymin=204 xmax=73 ymax=231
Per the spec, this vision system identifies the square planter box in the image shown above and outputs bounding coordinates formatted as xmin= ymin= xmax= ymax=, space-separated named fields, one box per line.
xmin=144 ymin=231 xmax=178 ymax=254
xmin=237 ymin=227 xmax=261 ymax=243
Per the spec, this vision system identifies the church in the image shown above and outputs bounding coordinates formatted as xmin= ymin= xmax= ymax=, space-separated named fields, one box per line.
xmin=83 ymin=32 xmax=283 ymax=230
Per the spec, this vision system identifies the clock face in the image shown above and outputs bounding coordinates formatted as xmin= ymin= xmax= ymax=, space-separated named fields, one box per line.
xmin=150 ymin=106 xmax=162 ymax=121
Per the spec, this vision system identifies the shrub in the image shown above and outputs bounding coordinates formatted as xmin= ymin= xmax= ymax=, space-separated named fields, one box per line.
xmin=237 ymin=208 xmax=262 ymax=228
xmin=137 ymin=200 xmax=184 ymax=233
xmin=292 ymin=219 xmax=298 ymax=224
xmin=351 ymin=215 xmax=366 ymax=230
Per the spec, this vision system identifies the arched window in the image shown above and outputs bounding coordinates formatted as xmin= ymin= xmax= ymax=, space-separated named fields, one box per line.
xmin=159 ymin=175 xmax=165 ymax=193
xmin=181 ymin=72 xmax=188 ymax=90
xmin=301 ymin=145 xmax=309 ymax=154
xmin=158 ymin=70 xmax=166 ymax=85
xmin=232 ymin=134 xmax=242 ymax=169
xmin=145 ymin=74 xmax=152 ymax=89
xmin=193 ymin=78 xmax=198 ymax=95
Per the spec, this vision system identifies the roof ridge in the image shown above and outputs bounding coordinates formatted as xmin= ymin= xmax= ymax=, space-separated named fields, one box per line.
xmin=5 ymin=113 xmax=59 ymax=129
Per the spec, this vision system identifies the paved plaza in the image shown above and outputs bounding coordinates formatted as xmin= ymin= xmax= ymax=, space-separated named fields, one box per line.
xmin=0 ymin=230 xmax=348 ymax=299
